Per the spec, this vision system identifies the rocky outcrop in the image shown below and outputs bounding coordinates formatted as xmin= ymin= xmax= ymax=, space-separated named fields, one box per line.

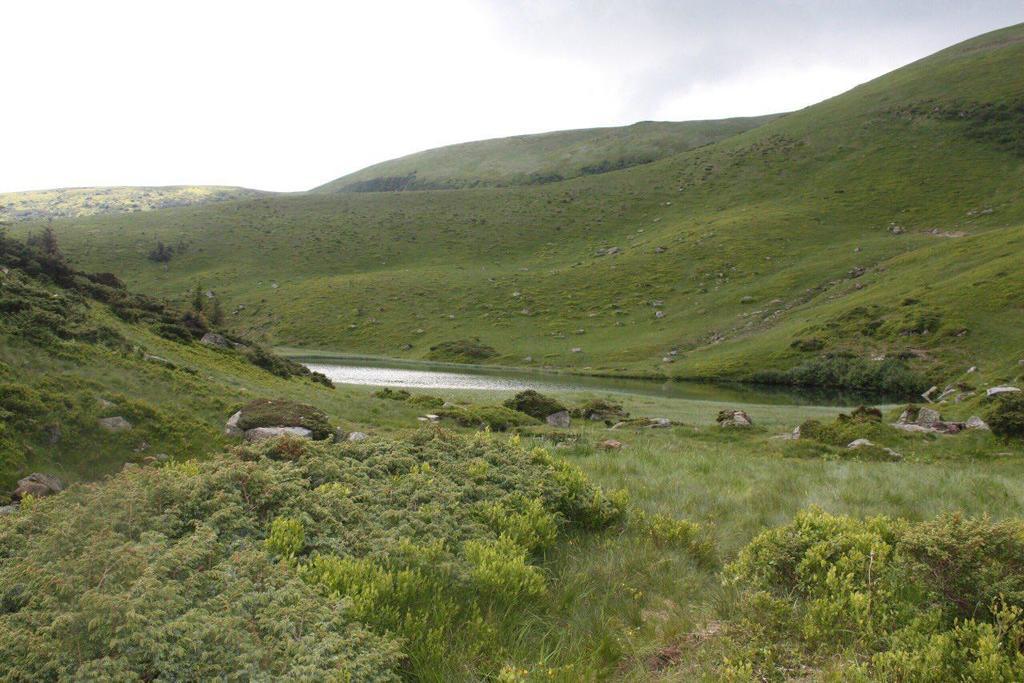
xmin=98 ymin=416 xmax=133 ymax=432
xmin=224 ymin=411 xmax=244 ymax=437
xmin=200 ymin=332 xmax=230 ymax=348
xmin=893 ymin=406 xmax=964 ymax=434
xmin=12 ymin=473 xmax=65 ymax=500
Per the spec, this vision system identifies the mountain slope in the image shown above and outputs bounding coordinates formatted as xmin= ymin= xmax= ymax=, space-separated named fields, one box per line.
xmin=313 ymin=115 xmax=782 ymax=192
xmin=0 ymin=185 xmax=269 ymax=222
xmin=25 ymin=23 xmax=1024 ymax=395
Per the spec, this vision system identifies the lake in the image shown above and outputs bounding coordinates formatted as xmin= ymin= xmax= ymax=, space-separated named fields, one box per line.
xmin=298 ymin=355 xmax=876 ymax=407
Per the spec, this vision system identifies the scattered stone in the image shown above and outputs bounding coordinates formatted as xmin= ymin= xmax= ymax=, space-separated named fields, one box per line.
xmin=888 ymin=223 xmax=905 ymax=235
xmin=546 ymin=410 xmax=571 ymax=428
xmin=122 ymin=463 xmax=139 ymax=471
xmin=224 ymin=411 xmax=244 ymax=437
xmin=915 ymin=407 xmax=942 ymax=426
xmin=966 ymin=416 xmax=990 ymax=430
xmin=200 ymin=332 xmax=230 ymax=348
xmin=98 ymin=416 xmax=133 ymax=432
xmin=740 ymin=295 xmax=755 ymax=304
xmin=655 ymin=310 xmax=665 ymax=319
xmin=12 ymin=473 xmax=65 ymax=500
xmin=0 ymin=504 xmax=18 ymax=515
xmin=595 ymin=246 xmax=622 ymax=257
xmin=571 ymin=347 xmax=582 ymax=353
xmin=347 ymin=431 xmax=369 ymax=442
xmin=987 ymin=386 xmax=1021 ymax=397
xmin=598 ymin=439 xmax=623 ymax=450
xmin=244 ymin=426 xmax=313 ymax=442
xmin=97 ymin=398 xmax=116 ymax=409
xmin=716 ymin=409 xmax=753 ymax=428
xmin=921 ymin=386 xmax=938 ymax=402
xmin=848 ymin=438 xmax=875 ymax=448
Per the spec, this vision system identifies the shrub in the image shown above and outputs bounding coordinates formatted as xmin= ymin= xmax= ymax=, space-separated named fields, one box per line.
xmin=984 ymin=392 xmax=1024 ymax=439
xmin=265 ymin=516 xmax=305 ymax=559
xmin=570 ymin=398 xmax=628 ymax=422
xmin=408 ymin=394 xmax=445 ymax=409
xmin=751 ymin=356 xmax=924 ymax=399
xmin=479 ymin=496 xmax=558 ymax=553
xmin=464 ymin=536 xmax=546 ymax=602
xmin=722 ymin=509 xmax=1024 ymax=680
xmin=427 ymin=338 xmax=498 ymax=363
xmin=373 ymin=388 xmax=411 ymax=401
xmin=503 ymin=389 xmax=566 ymax=419
xmin=436 ymin=405 xmax=538 ymax=431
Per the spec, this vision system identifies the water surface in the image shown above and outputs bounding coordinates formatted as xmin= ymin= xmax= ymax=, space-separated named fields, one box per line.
xmin=300 ymin=356 xmax=874 ymax=407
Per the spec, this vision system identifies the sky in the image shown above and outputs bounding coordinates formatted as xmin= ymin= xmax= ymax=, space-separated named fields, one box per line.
xmin=3 ymin=1 xmax=1022 ymax=193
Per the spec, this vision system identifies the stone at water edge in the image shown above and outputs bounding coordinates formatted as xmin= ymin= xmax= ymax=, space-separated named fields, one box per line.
xmin=546 ymin=411 xmax=571 ymax=428
xmin=244 ymin=427 xmax=313 ymax=442
xmin=224 ymin=411 xmax=244 ymax=437
xmin=98 ymin=416 xmax=133 ymax=432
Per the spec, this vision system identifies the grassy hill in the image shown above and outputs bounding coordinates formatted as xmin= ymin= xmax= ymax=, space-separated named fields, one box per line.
xmin=313 ymin=115 xmax=782 ymax=192
xmin=0 ymin=185 xmax=268 ymax=222
xmin=21 ymin=24 xmax=1024 ymax=398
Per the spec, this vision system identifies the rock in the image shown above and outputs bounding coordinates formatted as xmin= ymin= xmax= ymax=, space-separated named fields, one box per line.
xmin=0 ymin=504 xmax=19 ymax=515
xmin=740 ymin=295 xmax=755 ymax=304
xmin=848 ymin=438 xmax=875 ymax=448
xmin=347 ymin=431 xmax=369 ymax=442
xmin=122 ymin=462 xmax=139 ymax=471
xmin=545 ymin=410 xmax=571 ymax=428
xmin=97 ymin=398 xmax=116 ymax=409
xmin=598 ymin=439 xmax=623 ymax=450
xmin=244 ymin=426 xmax=313 ymax=442
xmin=200 ymin=332 xmax=230 ymax=348
xmin=98 ymin=416 xmax=132 ymax=432
xmin=655 ymin=310 xmax=665 ymax=319
xmin=12 ymin=473 xmax=65 ymax=500
xmin=650 ymin=418 xmax=672 ymax=428
xmin=224 ymin=411 xmax=244 ymax=437
xmin=888 ymin=224 xmax=905 ymax=235
xmin=966 ymin=416 xmax=990 ymax=431
xmin=716 ymin=409 xmax=753 ymax=428
xmin=848 ymin=266 xmax=866 ymax=278
xmin=595 ymin=246 xmax=622 ymax=257
xmin=987 ymin=386 xmax=1021 ymax=397
xmin=915 ymin=407 xmax=942 ymax=426
xmin=921 ymin=385 xmax=938 ymax=402
xmin=571 ymin=347 xmax=582 ymax=353
xmin=144 ymin=354 xmax=175 ymax=367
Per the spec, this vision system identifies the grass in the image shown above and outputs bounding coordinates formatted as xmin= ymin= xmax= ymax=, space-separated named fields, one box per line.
xmin=16 ymin=24 xmax=1024 ymax=399
xmin=313 ymin=115 xmax=782 ymax=192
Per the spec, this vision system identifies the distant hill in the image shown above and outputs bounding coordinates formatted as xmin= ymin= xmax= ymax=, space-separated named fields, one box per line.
xmin=0 ymin=185 xmax=268 ymax=222
xmin=313 ymin=116 xmax=782 ymax=192
xmin=30 ymin=23 xmax=1024 ymax=394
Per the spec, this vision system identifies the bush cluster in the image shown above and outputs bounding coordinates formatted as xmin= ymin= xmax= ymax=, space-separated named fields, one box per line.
xmin=721 ymin=509 xmax=1024 ymax=680
xmin=503 ymin=389 xmax=566 ymax=419
xmin=0 ymin=430 xmax=625 ymax=679
xmin=752 ymin=355 xmax=924 ymax=399
xmin=984 ymin=392 xmax=1024 ymax=439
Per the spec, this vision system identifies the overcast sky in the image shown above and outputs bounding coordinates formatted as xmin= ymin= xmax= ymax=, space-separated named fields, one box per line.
xmin=3 ymin=1 xmax=1021 ymax=193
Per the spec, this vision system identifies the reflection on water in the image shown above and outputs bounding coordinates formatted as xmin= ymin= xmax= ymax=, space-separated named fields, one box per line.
xmin=302 ymin=357 xmax=880 ymax=407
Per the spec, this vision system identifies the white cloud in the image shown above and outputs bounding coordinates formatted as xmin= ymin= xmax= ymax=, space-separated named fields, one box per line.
xmin=1 ymin=0 xmax=1020 ymax=192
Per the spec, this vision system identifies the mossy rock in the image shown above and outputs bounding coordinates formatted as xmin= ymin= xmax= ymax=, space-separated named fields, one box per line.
xmin=235 ymin=399 xmax=333 ymax=440
xmin=570 ymin=399 xmax=629 ymax=422
xmin=838 ymin=405 xmax=883 ymax=423
xmin=799 ymin=416 xmax=899 ymax=448
xmin=503 ymin=390 xmax=566 ymax=420
xmin=436 ymin=405 xmax=538 ymax=431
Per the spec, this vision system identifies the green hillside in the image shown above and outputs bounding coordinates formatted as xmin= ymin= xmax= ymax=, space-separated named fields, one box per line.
xmin=0 ymin=185 xmax=268 ymax=222
xmin=313 ymin=115 xmax=782 ymax=192
xmin=21 ymin=24 xmax=1024 ymax=398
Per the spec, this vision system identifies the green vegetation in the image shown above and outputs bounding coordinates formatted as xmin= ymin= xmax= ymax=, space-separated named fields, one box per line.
xmin=503 ymin=389 xmax=566 ymax=419
xmin=435 ymin=404 xmax=538 ymax=431
xmin=23 ymin=25 xmax=1024 ymax=397
xmin=234 ymin=398 xmax=335 ymax=439
xmin=314 ymin=115 xmax=781 ymax=192
xmin=986 ymin=392 xmax=1024 ymax=439
xmin=0 ymin=185 xmax=266 ymax=222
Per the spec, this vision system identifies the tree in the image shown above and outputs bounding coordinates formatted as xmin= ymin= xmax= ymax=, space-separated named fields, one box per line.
xmin=209 ymin=297 xmax=225 ymax=327
xmin=41 ymin=224 xmax=61 ymax=258
xmin=190 ymin=283 xmax=205 ymax=315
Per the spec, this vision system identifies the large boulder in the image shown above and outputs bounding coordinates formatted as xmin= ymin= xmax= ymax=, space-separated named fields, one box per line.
xmin=545 ymin=410 xmax=571 ymax=429
xmin=244 ymin=426 xmax=313 ymax=442
xmin=12 ymin=473 xmax=65 ymax=500
xmin=717 ymin=409 xmax=753 ymax=428
xmin=224 ymin=411 xmax=244 ymax=437
xmin=98 ymin=416 xmax=132 ymax=432
xmin=987 ymin=386 xmax=1021 ymax=397
xmin=232 ymin=399 xmax=333 ymax=440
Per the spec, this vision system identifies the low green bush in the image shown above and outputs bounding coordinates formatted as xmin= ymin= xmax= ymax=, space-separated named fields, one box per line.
xmin=0 ymin=430 xmax=624 ymax=680
xmin=436 ymin=405 xmax=538 ymax=431
xmin=721 ymin=509 xmax=1024 ymax=680
xmin=408 ymin=394 xmax=445 ymax=409
xmin=751 ymin=356 xmax=924 ymax=399
xmin=373 ymin=387 xmax=411 ymax=401
xmin=984 ymin=392 xmax=1024 ymax=439
xmin=427 ymin=338 xmax=498 ymax=363
xmin=503 ymin=389 xmax=566 ymax=419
